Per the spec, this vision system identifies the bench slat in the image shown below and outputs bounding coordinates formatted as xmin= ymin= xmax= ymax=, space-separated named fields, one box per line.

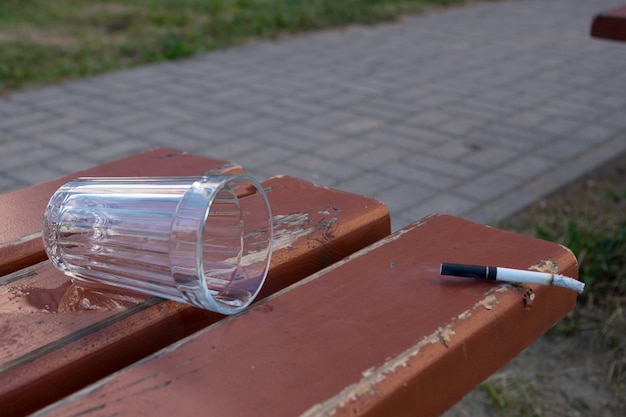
xmin=34 ymin=214 xmax=576 ymax=417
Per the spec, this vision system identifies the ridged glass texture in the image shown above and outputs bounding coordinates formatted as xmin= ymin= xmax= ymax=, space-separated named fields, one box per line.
xmin=42 ymin=176 xmax=273 ymax=315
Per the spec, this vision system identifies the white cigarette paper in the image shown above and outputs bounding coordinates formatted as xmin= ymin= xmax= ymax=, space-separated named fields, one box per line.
xmin=440 ymin=263 xmax=585 ymax=294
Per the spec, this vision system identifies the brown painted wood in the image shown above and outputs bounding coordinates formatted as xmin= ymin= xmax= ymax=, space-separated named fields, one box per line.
xmin=34 ymin=215 xmax=578 ymax=417
xmin=0 ymin=148 xmax=243 ymax=276
xmin=591 ymin=5 xmax=626 ymax=41
xmin=0 ymin=174 xmax=390 ymax=416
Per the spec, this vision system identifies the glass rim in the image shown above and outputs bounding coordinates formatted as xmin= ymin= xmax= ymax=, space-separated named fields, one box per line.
xmin=177 ymin=174 xmax=273 ymax=314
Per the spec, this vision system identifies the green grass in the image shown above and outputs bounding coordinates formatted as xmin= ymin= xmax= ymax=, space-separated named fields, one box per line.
xmin=498 ymin=158 xmax=626 ymax=364
xmin=0 ymin=0 xmax=466 ymax=94
xmin=481 ymin=376 xmax=543 ymax=417
xmin=499 ymin=171 xmax=626 ymax=308
xmin=536 ymin=217 xmax=626 ymax=304
xmin=533 ymin=192 xmax=626 ymax=305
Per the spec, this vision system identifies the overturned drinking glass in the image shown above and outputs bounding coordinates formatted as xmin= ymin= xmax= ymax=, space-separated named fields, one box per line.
xmin=42 ymin=175 xmax=273 ymax=315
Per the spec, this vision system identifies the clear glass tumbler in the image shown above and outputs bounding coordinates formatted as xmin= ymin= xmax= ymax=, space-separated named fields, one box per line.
xmin=42 ymin=175 xmax=273 ymax=315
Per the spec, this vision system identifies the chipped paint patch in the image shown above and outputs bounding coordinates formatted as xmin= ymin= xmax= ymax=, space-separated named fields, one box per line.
xmin=478 ymin=294 xmax=498 ymax=310
xmin=272 ymin=213 xmax=314 ymax=251
xmin=203 ymin=163 xmax=243 ymax=175
xmin=457 ymin=309 xmax=471 ymax=320
xmin=361 ymin=367 xmax=376 ymax=378
xmin=523 ymin=288 xmax=535 ymax=311
xmin=437 ymin=326 xmax=456 ymax=348
xmin=529 ymin=259 xmax=558 ymax=274
xmin=232 ymin=213 xmax=318 ymax=267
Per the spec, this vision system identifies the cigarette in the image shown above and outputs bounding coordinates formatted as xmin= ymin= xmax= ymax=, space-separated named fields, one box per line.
xmin=440 ymin=263 xmax=585 ymax=294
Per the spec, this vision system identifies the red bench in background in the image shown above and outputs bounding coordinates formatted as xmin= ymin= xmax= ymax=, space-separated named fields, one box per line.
xmin=591 ymin=5 xmax=626 ymax=42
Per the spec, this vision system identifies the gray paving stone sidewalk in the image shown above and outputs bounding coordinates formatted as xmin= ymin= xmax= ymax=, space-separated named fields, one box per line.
xmin=1 ymin=0 xmax=625 ymax=231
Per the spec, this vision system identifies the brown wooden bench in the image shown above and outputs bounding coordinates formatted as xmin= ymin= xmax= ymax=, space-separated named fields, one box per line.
xmin=1 ymin=149 xmax=577 ymax=416
xmin=591 ymin=5 xmax=626 ymax=41
xmin=0 ymin=149 xmax=390 ymax=416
